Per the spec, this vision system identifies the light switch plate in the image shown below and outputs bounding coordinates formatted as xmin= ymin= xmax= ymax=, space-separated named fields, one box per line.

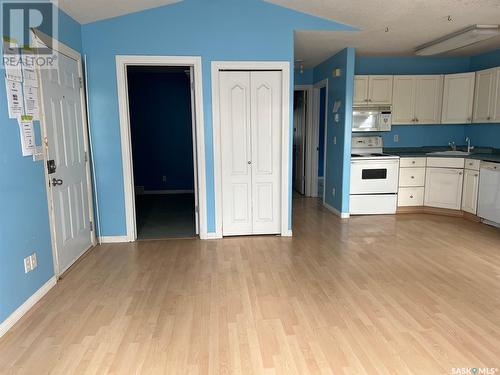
xmin=24 ymin=256 xmax=31 ymax=273
xmin=30 ymin=252 xmax=38 ymax=270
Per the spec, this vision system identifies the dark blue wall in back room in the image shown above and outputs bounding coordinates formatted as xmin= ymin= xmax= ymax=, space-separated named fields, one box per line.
xmin=127 ymin=68 xmax=194 ymax=192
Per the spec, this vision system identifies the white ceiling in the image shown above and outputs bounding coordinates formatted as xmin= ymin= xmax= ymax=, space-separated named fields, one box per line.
xmin=58 ymin=0 xmax=500 ymax=67
xmin=271 ymin=0 xmax=500 ymax=68
xmin=57 ymin=0 xmax=181 ymax=24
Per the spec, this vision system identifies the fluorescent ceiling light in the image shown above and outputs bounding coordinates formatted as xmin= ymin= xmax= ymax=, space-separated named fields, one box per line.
xmin=415 ymin=25 xmax=500 ymax=56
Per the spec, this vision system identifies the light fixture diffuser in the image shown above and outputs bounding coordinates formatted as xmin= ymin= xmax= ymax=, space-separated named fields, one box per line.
xmin=415 ymin=25 xmax=500 ymax=56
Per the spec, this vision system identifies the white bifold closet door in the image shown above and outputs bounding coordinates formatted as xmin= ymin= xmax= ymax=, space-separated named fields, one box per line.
xmin=219 ymin=71 xmax=282 ymax=236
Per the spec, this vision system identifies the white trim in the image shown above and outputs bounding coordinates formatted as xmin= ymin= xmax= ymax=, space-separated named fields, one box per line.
xmin=32 ymin=30 xmax=96 ymax=277
xmin=115 ymin=55 xmax=207 ymax=241
xmin=0 ymin=276 xmax=57 ymax=338
xmin=98 ymin=235 xmax=130 ymax=243
xmin=294 ymin=85 xmax=315 ymax=197
xmin=281 ymin=230 xmax=293 ymax=237
xmin=137 ymin=189 xmax=195 ymax=195
xmin=200 ymin=232 xmax=223 ymax=240
xmin=211 ymin=61 xmax=291 ymax=237
xmin=323 ymin=201 xmax=350 ymax=219
xmin=313 ymin=79 xmax=329 ymax=203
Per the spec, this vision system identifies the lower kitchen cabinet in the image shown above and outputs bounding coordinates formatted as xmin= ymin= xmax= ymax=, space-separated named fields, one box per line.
xmin=462 ymin=168 xmax=480 ymax=214
xmin=398 ymin=187 xmax=424 ymax=206
xmin=424 ymin=167 xmax=464 ymax=210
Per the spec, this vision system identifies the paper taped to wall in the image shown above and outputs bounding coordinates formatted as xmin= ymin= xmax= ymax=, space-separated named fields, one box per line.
xmin=5 ymin=79 xmax=24 ymax=118
xmin=18 ymin=115 xmax=35 ymax=156
xmin=23 ymin=84 xmax=39 ymax=120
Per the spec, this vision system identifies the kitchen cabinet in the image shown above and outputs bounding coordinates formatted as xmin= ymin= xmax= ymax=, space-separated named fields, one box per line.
xmin=462 ymin=159 xmax=480 ymax=214
xmin=398 ymin=157 xmax=426 ymax=207
xmin=354 ymin=76 xmax=369 ymax=105
xmin=392 ymin=75 xmax=443 ymax=125
xmin=462 ymin=169 xmax=480 ymax=214
xmin=424 ymin=167 xmax=464 ymax=210
xmin=353 ymin=75 xmax=393 ymax=105
xmin=441 ymin=72 xmax=475 ymax=124
xmin=473 ymin=67 xmax=500 ymax=123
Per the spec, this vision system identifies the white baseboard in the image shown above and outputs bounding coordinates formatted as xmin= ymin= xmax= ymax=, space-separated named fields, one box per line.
xmin=136 ymin=189 xmax=194 ymax=195
xmin=200 ymin=231 xmax=223 ymax=240
xmin=99 ymin=235 xmax=129 ymax=243
xmin=281 ymin=230 xmax=293 ymax=237
xmin=323 ymin=201 xmax=350 ymax=219
xmin=0 ymin=276 xmax=57 ymax=338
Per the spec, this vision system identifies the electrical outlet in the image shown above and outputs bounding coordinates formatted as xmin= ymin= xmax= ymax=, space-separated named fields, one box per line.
xmin=162 ymin=175 xmax=167 ymax=182
xmin=333 ymin=136 xmax=337 ymax=145
xmin=24 ymin=256 xmax=31 ymax=273
xmin=394 ymin=134 xmax=399 ymax=143
xmin=332 ymin=188 xmax=336 ymax=197
xmin=30 ymin=252 xmax=38 ymax=270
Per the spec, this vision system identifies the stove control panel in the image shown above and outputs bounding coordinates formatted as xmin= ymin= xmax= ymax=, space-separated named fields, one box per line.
xmin=352 ymin=136 xmax=383 ymax=148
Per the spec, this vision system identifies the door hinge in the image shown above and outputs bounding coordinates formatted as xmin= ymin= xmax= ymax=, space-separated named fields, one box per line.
xmin=90 ymin=220 xmax=94 ymax=232
xmin=79 ymin=77 xmax=83 ymax=88
xmin=84 ymin=151 xmax=88 ymax=162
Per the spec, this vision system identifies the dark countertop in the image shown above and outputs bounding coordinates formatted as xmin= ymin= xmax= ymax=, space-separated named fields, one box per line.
xmin=384 ymin=146 xmax=500 ymax=163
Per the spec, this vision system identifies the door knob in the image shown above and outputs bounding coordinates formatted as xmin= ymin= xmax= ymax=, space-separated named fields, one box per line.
xmin=52 ymin=178 xmax=63 ymax=186
xmin=247 ymin=161 xmax=252 ymax=165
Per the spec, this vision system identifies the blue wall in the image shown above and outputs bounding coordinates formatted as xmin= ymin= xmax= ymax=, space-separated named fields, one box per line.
xmin=313 ymin=48 xmax=355 ymax=213
xmin=355 ymin=55 xmax=471 ymax=75
xmin=470 ymin=48 xmax=500 ymax=71
xmin=465 ymin=124 xmax=500 ymax=148
xmin=81 ymin=0 xmax=352 ymax=236
xmin=127 ymin=68 xmax=194 ymax=191
xmin=0 ymin=9 xmax=82 ymax=323
xmin=294 ymin=68 xmax=314 ymax=85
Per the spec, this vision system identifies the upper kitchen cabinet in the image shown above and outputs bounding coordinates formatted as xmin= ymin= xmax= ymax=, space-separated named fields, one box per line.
xmin=441 ymin=72 xmax=475 ymax=124
xmin=353 ymin=75 xmax=393 ymax=105
xmin=473 ymin=67 xmax=500 ymax=123
xmin=353 ymin=76 xmax=369 ymax=105
xmin=392 ymin=75 xmax=443 ymax=125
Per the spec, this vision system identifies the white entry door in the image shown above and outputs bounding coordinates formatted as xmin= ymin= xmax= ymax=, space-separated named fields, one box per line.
xmin=219 ymin=71 xmax=282 ymax=236
xmin=40 ymin=51 xmax=94 ymax=274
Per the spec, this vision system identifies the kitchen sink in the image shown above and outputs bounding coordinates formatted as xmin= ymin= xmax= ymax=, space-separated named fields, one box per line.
xmin=427 ymin=150 xmax=471 ymax=156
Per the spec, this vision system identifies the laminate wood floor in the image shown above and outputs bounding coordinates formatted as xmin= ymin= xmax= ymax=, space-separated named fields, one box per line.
xmin=1 ymin=197 xmax=500 ymax=374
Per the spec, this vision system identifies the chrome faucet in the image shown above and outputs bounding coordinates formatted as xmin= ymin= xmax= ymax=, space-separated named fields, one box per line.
xmin=465 ymin=137 xmax=474 ymax=153
xmin=449 ymin=141 xmax=457 ymax=151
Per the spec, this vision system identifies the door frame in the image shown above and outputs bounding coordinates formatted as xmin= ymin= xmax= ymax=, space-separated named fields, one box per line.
xmin=211 ymin=61 xmax=291 ymax=238
xmin=116 ymin=55 xmax=207 ymax=240
xmin=312 ymin=79 xmax=328 ymax=202
xmin=294 ymin=84 xmax=314 ymax=197
xmin=33 ymin=29 xmax=97 ymax=277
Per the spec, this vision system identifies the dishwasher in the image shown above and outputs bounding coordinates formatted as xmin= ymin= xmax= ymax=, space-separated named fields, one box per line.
xmin=477 ymin=161 xmax=500 ymax=226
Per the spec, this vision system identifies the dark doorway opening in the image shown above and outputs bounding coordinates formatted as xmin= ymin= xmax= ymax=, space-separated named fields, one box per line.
xmin=127 ymin=66 xmax=196 ymax=239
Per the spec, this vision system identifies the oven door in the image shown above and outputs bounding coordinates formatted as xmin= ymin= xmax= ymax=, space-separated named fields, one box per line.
xmin=350 ymin=160 xmax=399 ymax=194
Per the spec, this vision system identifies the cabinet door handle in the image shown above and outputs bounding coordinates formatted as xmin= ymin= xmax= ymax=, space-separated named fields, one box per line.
xmin=411 ymin=161 xmax=416 ymax=164
xmin=487 ymin=116 xmax=491 ymax=120
xmin=410 ymin=195 xmax=414 ymax=199
xmin=459 ymin=172 xmax=463 ymax=175
xmin=411 ymin=176 xmax=415 ymax=179
xmin=475 ymin=174 xmax=478 ymax=177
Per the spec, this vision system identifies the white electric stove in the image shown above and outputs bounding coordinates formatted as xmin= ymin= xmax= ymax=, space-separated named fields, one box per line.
xmin=350 ymin=136 xmax=400 ymax=215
